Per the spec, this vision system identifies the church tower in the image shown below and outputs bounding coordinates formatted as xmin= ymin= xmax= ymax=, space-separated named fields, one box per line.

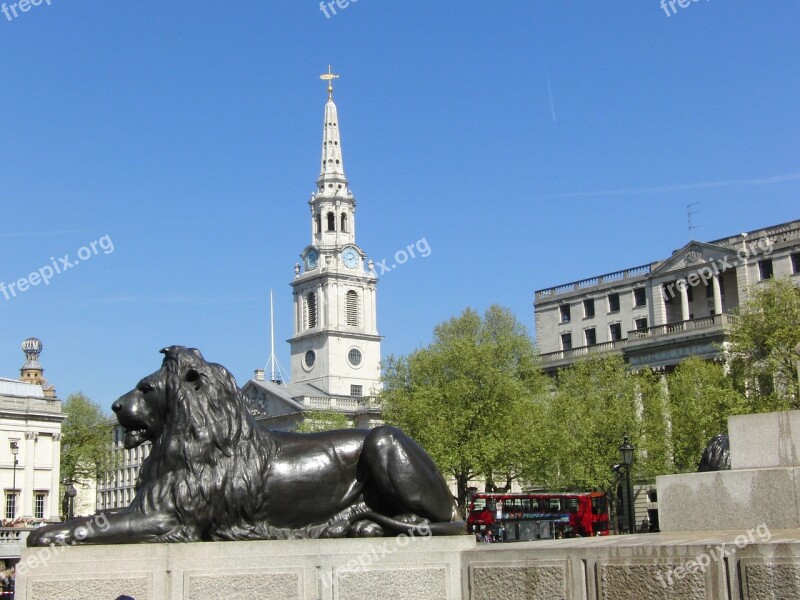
xmin=288 ymin=68 xmax=382 ymax=397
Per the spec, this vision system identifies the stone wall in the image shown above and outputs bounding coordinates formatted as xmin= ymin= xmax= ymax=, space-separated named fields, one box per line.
xmin=14 ymin=530 xmax=800 ymax=599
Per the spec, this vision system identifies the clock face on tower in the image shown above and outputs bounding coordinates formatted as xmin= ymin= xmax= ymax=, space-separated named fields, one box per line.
xmin=304 ymin=249 xmax=319 ymax=271
xmin=341 ymin=246 xmax=359 ymax=269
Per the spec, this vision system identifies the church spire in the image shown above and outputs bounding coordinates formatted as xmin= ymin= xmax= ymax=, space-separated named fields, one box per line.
xmin=317 ymin=66 xmax=347 ymax=191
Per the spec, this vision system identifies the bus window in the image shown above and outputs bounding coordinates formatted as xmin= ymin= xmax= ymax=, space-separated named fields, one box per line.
xmin=566 ymin=498 xmax=579 ymax=513
xmin=592 ymin=495 xmax=608 ymax=515
xmin=549 ymin=498 xmax=560 ymax=512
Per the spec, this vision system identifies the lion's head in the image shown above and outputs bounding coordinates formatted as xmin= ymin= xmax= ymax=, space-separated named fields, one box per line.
xmin=112 ymin=345 xmax=250 ymax=451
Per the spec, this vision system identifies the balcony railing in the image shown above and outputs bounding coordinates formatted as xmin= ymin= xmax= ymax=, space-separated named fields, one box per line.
xmin=535 ymin=263 xmax=655 ymax=302
xmin=539 ymin=339 xmax=628 ymax=364
xmin=302 ymin=396 xmax=379 ymax=410
xmin=628 ymin=313 xmax=738 ymax=340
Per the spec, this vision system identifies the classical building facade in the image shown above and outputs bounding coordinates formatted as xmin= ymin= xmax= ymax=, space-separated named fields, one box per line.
xmin=242 ymin=69 xmax=383 ymax=430
xmin=0 ymin=338 xmax=63 ymax=523
xmin=535 ymin=219 xmax=800 ymax=372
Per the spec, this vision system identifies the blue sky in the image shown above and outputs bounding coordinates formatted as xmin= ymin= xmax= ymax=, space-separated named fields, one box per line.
xmin=1 ymin=1 xmax=798 ymax=409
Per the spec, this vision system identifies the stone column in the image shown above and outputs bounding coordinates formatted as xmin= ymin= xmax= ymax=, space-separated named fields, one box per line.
xmin=652 ymin=282 xmax=667 ymax=326
xmin=22 ymin=431 xmax=37 ymax=517
xmin=679 ymin=282 xmax=690 ymax=321
xmin=713 ymin=274 xmax=723 ymax=315
xmin=50 ymin=433 xmax=62 ymax=519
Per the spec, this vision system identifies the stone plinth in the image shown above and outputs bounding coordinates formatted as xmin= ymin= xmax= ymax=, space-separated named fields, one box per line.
xmin=657 ymin=467 xmax=800 ymax=532
xmin=659 ymin=410 xmax=800 ymax=534
xmin=16 ymin=536 xmax=473 ymax=600
xmin=15 ymin=530 xmax=800 ymax=599
xmin=729 ymin=410 xmax=800 ymax=470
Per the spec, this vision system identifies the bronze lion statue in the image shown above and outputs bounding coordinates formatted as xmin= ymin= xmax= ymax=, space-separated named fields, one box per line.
xmin=29 ymin=346 xmax=464 ymax=545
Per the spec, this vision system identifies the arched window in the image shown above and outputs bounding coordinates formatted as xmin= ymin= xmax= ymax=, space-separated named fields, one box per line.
xmin=327 ymin=212 xmax=335 ymax=231
xmin=341 ymin=212 xmax=348 ymax=233
xmin=346 ymin=290 xmax=359 ymax=326
xmin=306 ymin=292 xmax=317 ymax=329
xmin=315 ymin=213 xmax=321 ymax=234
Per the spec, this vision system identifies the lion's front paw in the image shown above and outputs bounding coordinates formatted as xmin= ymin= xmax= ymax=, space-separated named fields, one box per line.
xmin=27 ymin=524 xmax=75 ymax=547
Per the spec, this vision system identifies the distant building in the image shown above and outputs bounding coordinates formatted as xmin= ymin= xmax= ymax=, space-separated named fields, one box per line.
xmin=0 ymin=338 xmax=64 ymax=568
xmin=0 ymin=338 xmax=63 ymax=521
xmin=243 ymin=69 xmax=383 ymax=429
xmin=534 ymin=220 xmax=800 ymax=372
xmin=95 ymin=424 xmax=150 ymax=513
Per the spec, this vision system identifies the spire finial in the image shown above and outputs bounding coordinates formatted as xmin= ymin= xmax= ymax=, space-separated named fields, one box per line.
xmin=320 ymin=65 xmax=339 ymax=100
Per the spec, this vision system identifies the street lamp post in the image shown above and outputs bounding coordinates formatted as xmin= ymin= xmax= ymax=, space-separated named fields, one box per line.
xmin=618 ymin=434 xmax=636 ymax=534
xmin=9 ymin=441 xmax=18 ymax=520
xmin=63 ymin=480 xmax=77 ymax=521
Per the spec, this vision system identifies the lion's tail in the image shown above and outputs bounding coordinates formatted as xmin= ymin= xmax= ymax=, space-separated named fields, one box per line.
xmin=352 ymin=511 xmax=467 ymax=536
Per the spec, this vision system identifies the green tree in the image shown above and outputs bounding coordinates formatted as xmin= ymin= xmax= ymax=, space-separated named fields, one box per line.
xmin=729 ymin=277 xmax=800 ymax=410
xmin=296 ymin=410 xmax=351 ymax=433
xmin=666 ymin=357 xmax=745 ymax=472
xmin=547 ymin=355 xmax=641 ymax=492
xmin=60 ymin=393 xmax=114 ymax=486
xmin=380 ymin=306 xmax=549 ymax=511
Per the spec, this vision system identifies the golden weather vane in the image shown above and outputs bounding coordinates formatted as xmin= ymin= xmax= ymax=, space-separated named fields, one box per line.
xmin=320 ymin=65 xmax=340 ymax=100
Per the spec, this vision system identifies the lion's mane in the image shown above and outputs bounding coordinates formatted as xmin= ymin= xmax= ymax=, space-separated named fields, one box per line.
xmin=132 ymin=347 xmax=280 ymax=541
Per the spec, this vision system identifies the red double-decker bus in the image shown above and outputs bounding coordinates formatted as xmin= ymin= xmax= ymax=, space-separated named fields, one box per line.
xmin=467 ymin=492 xmax=610 ymax=541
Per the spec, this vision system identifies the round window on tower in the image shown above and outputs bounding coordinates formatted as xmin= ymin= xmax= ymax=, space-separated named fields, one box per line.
xmin=304 ymin=350 xmax=316 ymax=370
xmin=347 ymin=348 xmax=363 ymax=368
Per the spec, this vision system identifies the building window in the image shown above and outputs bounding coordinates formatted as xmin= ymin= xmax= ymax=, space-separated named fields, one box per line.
xmin=350 ymin=385 xmax=363 ymax=397
xmin=34 ymin=492 xmax=46 ymax=519
xmin=561 ymin=332 xmax=572 ymax=351
xmin=583 ymin=299 xmax=595 ymax=319
xmin=348 ymin=348 xmax=363 ymax=367
xmin=327 ymin=212 xmax=336 ymax=231
xmin=341 ymin=212 xmax=348 ymax=233
xmin=585 ymin=328 xmax=597 ymax=346
xmin=560 ymin=304 xmax=571 ymax=323
xmin=758 ymin=259 xmax=774 ymax=280
xmin=315 ymin=213 xmax=321 ymax=234
xmin=608 ymin=293 xmax=620 ymax=313
xmin=609 ymin=323 xmax=622 ymax=341
xmin=635 ymin=317 xmax=648 ymax=331
xmin=792 ymin=253 xmax=800 ymax=274
xmin=633 ymin=288 xmax=646 ymax=307
xmin=304 ymin=350 xmax=316 ymax=369
xmin=5 ymin=492 xmax=16 ymax=519
xmin=346 ymin=290 xmax=359 ymax=326
xmin=305 ymin=292 xmax=317 ymax=329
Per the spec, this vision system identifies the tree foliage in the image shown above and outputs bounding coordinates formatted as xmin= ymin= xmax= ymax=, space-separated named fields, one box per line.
xmin=380 ymin=306 xmax=550 ymax=511
xmin=729 ymin=277 xmax=800 ymax=410
xmin=60 ymin=393 xmax=114 ymax=484
xmin=666 ymin=357 xmax=745 ymax=472
xmin=545 ymin=355 xmax=668 ymax=491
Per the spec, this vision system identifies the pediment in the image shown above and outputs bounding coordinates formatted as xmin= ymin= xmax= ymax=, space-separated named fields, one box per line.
xmin=650 ymin=241 xmax=732 ymax=277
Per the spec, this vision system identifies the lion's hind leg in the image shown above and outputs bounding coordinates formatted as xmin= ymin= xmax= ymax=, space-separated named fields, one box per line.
xmin=360 ymin=426 xmax=456 ymax=525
